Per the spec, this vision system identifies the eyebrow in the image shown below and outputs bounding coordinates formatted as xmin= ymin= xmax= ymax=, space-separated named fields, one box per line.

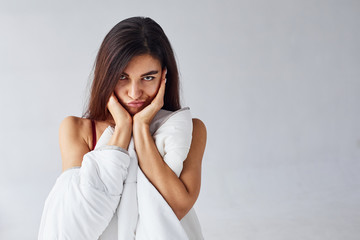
xmin=122 ymin=70 xmax=159 ymax=77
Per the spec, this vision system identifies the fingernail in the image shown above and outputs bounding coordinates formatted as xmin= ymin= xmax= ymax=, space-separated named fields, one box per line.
xmin=165 ymin=78 xmax=167 ymax=83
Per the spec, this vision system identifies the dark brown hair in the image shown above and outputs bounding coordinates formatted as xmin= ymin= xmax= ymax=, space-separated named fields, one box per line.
xmin=82 ymin=16 xmax=181 ymax=120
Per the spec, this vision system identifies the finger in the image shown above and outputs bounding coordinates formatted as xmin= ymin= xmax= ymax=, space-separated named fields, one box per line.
xmin=161 ymin=67 xmax=167 ymax=81
xmin=107 ymin=92 xmax=122 ymax=111
xmin=107 ymin=92 xmax=116 ymax=107
xmin=109 ymin=92 xmax=126 ymax=110
xmin=153 ymin=78 xmax=166 ymax=104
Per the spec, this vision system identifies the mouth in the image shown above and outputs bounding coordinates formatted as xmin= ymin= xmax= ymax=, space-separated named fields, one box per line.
xmin=127 ymin=100 xmax=145 ymax=108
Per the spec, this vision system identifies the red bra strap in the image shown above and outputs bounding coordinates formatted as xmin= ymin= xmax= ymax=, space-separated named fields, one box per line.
xmin=91 ymin=120 xmax=97 ymax=150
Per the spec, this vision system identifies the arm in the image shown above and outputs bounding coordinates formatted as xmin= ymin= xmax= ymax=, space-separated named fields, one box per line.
xmin=133 ymin=118 xmax=207 ymax=220
xmin=38 ymin=116 xmax=131 ymax=239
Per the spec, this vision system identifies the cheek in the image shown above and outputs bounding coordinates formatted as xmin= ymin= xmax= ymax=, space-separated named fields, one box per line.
xmin=114 ymin=85 xmax=126 ymax=103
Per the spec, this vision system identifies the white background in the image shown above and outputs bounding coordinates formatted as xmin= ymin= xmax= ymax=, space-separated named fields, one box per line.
xmin=0 ymin=0 xmax=359 ymax=239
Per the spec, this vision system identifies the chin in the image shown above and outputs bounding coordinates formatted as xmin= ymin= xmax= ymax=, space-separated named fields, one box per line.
xmin=127 ymin=107 xmax=142 ymax=116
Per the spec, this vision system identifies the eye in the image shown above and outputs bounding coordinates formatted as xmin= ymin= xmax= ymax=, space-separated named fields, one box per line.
xmin=143 ymin=76 xmax=155 ymax=81
xmin=119 ymin=75 xmax=127 ymax=80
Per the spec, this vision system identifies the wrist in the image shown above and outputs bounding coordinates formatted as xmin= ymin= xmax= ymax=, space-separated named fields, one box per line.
xmin=133 ymin=121 xmax=150 ymax=135
xmin=115 ymin=115 xmax=133 ymax=126
xmin=107 ymin=125 xmax=132 ymax=149
xmin=114 ymin=124 xmax=132 ymax=136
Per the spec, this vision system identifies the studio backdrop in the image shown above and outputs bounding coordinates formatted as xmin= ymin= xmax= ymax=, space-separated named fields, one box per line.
xmin=0 ymin=0 xmax=359 ymax=239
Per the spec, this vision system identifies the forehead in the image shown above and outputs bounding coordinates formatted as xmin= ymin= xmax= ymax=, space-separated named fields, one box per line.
xmin=123 ymin=54 xmax=161 ymax=74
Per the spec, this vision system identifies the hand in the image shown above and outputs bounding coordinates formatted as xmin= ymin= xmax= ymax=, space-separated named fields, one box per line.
xmin=106 ymin=92 xmax=132 ymax=149
xmin=106 ymin=92 xmax=132 ymax=127
xmin=133 ymin=70 xmax=167 ymax=127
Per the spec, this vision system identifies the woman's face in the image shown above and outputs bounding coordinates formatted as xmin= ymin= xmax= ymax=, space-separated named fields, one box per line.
xmin=114 ymin=54 xmax=164 ymax=115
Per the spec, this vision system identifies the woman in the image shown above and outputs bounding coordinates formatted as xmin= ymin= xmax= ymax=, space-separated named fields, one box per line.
xmin=38 ymin=16 xmax=206 ymax=240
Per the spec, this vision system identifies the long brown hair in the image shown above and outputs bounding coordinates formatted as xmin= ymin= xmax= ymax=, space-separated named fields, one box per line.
xmin=82 ymin=17 xmax=181 ymax=120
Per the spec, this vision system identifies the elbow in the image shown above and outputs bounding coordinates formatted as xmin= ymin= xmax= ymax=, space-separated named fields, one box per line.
xmin=174 ymin=206 xmax=190 ymax=221
xmin=173 ymin=195 xmax=197 ymax=220
xmin=174 ymin=184 xmax=201 ymax=220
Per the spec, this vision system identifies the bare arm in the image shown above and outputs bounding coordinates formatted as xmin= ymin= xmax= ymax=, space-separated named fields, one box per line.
xmin=39 ymin=116 xmax=131 ymax=239
xmin=133 ymin=118 xmax=207 ymax=220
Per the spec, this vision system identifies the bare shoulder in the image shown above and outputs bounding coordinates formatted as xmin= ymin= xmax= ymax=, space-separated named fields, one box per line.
xmin=59 ymin=116 xmax=92 ymax=172
xmin=184 ymin=118 xmax=207 ymax=165
xmin=192 ymin=118 xmax=206 ymax=131
xmin=59 ymin=116 xmax=92 ymax=143
xmin=192 ymin=118 xmax=207 ymax=143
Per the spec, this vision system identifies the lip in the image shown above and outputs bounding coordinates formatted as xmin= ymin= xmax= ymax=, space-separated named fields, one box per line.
xmin=127 ymin=100 xmax=145 ymax=108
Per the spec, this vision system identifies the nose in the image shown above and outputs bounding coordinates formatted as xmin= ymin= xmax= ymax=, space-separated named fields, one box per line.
xmin=128 ymin=81 xmax=142 ymax=100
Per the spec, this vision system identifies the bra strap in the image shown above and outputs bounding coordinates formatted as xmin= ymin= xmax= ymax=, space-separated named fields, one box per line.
xmin=91 ymin=120 xmax=97 ymax=150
